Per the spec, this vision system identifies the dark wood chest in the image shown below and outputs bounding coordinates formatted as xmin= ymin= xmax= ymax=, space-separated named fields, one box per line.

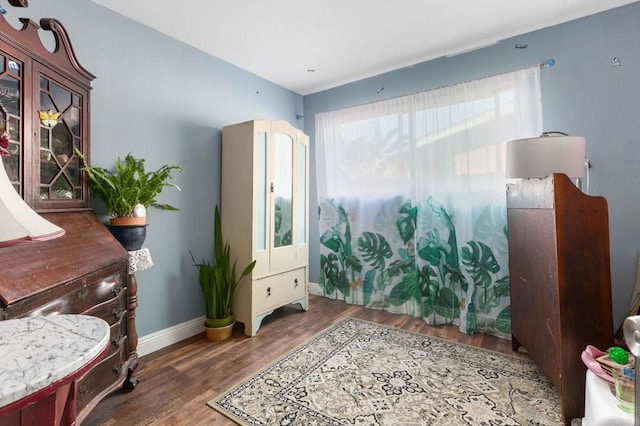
xmin=0 ymin=211 xmax=139 ymax=423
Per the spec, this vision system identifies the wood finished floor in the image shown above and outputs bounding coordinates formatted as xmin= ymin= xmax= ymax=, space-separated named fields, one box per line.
xmin=82 ymin=294 xmax=528 ymax=425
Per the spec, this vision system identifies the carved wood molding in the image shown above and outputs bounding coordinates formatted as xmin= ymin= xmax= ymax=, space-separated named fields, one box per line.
xmin=39 ymin=18 xmax=95 ymax=82
xmin=0 ymin=14 xmax=95 ymax=86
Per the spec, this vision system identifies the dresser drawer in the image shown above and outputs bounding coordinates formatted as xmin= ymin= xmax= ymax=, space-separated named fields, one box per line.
xmin=85 ymin=290 xmax=127 ymax=327
xmin=108 ymin=317 xmax=128 ymax=357
xmin=2 ymin=263 xmax=127 ymax=319
xmin=76 ymin=339 xmax=128 ymax=413
xmin=253 ymin=268 xmax=306 ymax=313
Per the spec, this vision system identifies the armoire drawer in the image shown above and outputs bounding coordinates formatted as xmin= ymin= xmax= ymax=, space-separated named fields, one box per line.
xmin=254 ymin=268 xmax=306 ymax=312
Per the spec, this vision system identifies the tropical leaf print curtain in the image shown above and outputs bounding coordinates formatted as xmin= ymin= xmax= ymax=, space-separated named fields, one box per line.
xmin=316 ymin=67 xmax=542 ymax=338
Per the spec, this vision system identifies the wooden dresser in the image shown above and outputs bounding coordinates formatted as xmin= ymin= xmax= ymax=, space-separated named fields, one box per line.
xmin=507 ymin=173 xmax=614 ymax=425
xmin=0 ymin=211 xmax=139 ymax=423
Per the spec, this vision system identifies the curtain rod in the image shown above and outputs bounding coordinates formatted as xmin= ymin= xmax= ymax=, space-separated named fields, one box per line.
xmin=299 ymin=59 xmax=556 ymax=120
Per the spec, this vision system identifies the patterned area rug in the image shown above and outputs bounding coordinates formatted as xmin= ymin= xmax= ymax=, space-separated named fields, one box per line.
xmin=209 ymin=318 xmax=562 ymax=425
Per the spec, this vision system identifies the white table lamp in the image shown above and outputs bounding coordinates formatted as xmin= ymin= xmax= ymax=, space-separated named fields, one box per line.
xmin=506 ymin=135 xmax=586 ymax=179
xmin=0 ymin=158 xmax=65 ymax=247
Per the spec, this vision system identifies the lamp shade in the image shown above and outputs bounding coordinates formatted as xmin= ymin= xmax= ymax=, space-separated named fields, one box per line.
xmin=506 ymin=136 xmax=586 ymax=179
xmin=0 ymin=158 xmax=65 ymax=247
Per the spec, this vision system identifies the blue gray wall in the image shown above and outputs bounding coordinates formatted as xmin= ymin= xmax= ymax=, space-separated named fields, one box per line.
xmin=12 ymin=0 xmax=639 ymax=336
xmin=14 ymin=0 xmax=303 ymax=336
xmin=304 ymin=2 xmax=640 ymax=331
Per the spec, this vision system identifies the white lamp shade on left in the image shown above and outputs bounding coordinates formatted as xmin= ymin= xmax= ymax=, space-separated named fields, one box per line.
xmin=0 ymin=158 xmax=65 ymax=247
xmin=506 ymin=136 xmax=586 ymax=179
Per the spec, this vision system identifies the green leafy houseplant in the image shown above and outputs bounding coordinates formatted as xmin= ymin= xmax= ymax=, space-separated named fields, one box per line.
xmin=191 ymin=206 xmax=256 ymax=329
xmin=76 ymin=149 xmax=183 ymax=223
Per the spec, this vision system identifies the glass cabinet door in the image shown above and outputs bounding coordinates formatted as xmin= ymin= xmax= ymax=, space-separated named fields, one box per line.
xmin=0 ymin=49 xmax=23 ymax=193
xmin=297 ymin=139 xmax=307 ymax=245
xmin=39 ymin=76 xmax=82 ymax=201
xmin=36 ymin=69 xmax=88 ymax=210
xmin=273 ymin=132 xmax=293 ymax=248
xmin=255 ymin=131 xmax=267 ymax=251
xmin=256 ymin=121 xmax=308 ymax=274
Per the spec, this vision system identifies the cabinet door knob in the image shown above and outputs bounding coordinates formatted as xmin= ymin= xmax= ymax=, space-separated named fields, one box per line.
xmin=267 ymin=287 xmax=271 ymax=296
xmin=294 ymin=278 xmax=298 ymax=287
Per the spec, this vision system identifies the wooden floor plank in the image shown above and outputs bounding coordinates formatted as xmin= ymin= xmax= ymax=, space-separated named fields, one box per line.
xmin=82 ymin=295 xmax=527 ymax=425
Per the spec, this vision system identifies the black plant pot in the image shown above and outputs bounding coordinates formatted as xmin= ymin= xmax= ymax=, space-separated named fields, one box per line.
xmin=107 ymin=224 xmax=148 ymax=251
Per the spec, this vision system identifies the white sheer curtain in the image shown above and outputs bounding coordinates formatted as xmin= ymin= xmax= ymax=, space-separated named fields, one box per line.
xmin=316 ymin=67 xmax=542 ymax=338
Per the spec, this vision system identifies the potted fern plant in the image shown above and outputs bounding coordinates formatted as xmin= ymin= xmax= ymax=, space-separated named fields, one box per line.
xmin=191 ymin=206 xmax=256 ymax=341
xmin=76 ymin=149 xmax=183 ymax=250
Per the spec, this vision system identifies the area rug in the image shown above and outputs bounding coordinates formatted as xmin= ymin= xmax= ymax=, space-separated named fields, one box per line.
xmin=209 ymin=317 xmax=562 ymax=425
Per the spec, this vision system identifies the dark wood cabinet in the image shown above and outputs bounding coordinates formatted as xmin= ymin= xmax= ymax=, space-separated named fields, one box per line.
xmin=0 ymin=4 xmax=139 ymax=424
xmin=507 ymin=173 xmax=614 ymax=425
xmin=0 ymin=16 xmax=92 ymax=211
xmin=0 ymin=212 xmax=139 ymax=422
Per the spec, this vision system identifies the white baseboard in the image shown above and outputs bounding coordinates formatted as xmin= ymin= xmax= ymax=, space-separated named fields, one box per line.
xmin=138 ymin=284 xmax=324 ymax=357
xmin=137 ymin=315 xmax=205 ymax=357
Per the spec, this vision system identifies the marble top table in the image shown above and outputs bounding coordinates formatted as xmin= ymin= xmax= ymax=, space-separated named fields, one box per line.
xmin=0 ymin=315 xmax=110 ymax=410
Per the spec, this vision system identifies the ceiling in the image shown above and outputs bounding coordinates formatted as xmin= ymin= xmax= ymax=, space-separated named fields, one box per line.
xmin=89 ymin=0 xmax=637 ymax=95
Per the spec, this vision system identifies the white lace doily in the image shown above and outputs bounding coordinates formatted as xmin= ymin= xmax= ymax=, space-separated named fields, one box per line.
xmin=128 ymin=248 xmax=153 ymax=274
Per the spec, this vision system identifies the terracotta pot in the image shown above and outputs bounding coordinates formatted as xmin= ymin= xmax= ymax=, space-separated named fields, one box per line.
xmin=205 ymin=321 xmax=235 ymax=342
xmin=110 ymin=217 xmax=147 ymax=226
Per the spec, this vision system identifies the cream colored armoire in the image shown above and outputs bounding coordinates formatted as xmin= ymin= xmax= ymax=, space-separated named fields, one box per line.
xmin=222 ymin=119 xmax=309 ymax=336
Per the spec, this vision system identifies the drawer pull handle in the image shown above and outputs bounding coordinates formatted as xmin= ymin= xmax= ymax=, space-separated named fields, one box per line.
xmin=77 ymin=287 xmax=89 ymax=299
xmin=267 ymin=287 xmax=271 ymax=296
xmin=112 ymin=334 xmax=122 ymax=347
xmin=78 ymin=382 xmax=89 ymax=396
xmin=113 ymin=362 xmax=123 ymax=374
xmin=111 ymin=285 xmax=122 ymax=297
xmin=294 ymin=278 xmax=298 ymax=287
xmin=112 ymin=307 xmax=124 ymax=319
